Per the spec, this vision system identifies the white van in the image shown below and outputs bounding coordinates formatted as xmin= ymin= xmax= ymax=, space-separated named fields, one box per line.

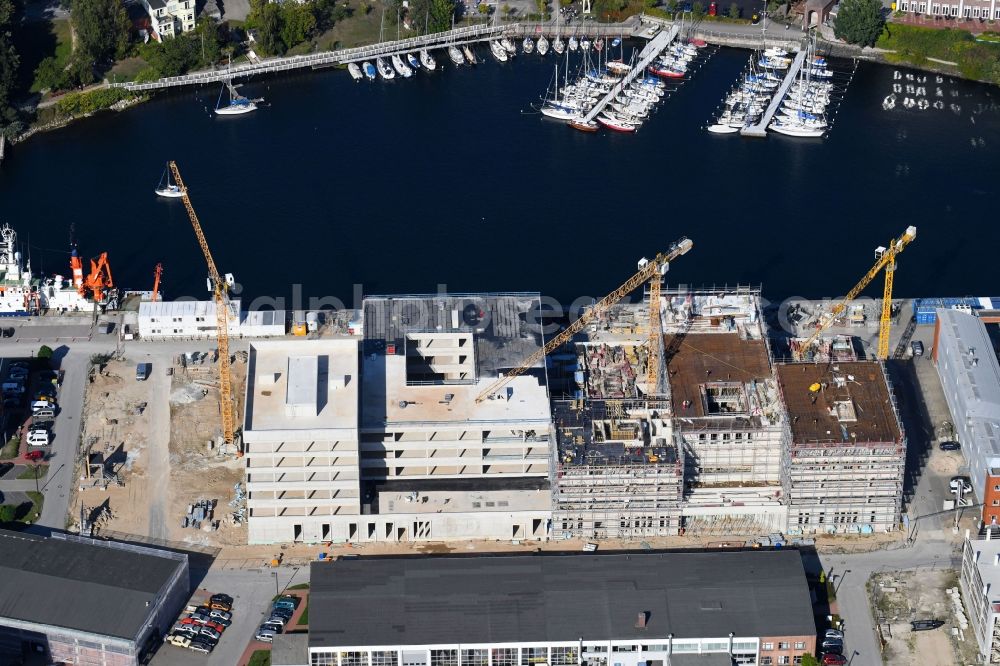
xmin=27 ymin=430 xmax=49 ymax=447
xmin=31 ymin=400 xmax=53 ymax=412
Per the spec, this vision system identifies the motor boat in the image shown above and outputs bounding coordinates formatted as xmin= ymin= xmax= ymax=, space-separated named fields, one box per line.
xmin=377 ymin=57 xmax=395 ymax=79
xmin=569 ymin=36 xmax=579 ymax=51
xmin=490 ymin=41 xmax=508 ymax=62
xmin=348 ymin=63 xmax=363 ymax=81
xmin=362 ymin=61 xmax=377 ymax=80
xmin=607 ymin=60 xmax=630 ymax=76
xmin=594 ymin=37 xmax=604 ymax=52
xmin=420 ymin=50 xmax=436 ymax=70
xmin=553 ymin=37 xmax=565 ymax=54
xmin=501 ymin=37 xmax=517 ymax=55
xmin=523 ymin=37 xmax=534 ymax=54
xmin=407 ymin=53 xmax=420 ymax=70
xmin=707 ymin=122 xmax=740 ymax=134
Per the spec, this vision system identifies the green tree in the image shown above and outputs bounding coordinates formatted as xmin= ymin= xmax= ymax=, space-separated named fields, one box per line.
xmin=478 ymin=2 xmax=488 ymax=13
xmin=280 ymin=2 xmax=317 ymax=50
xmin=800 ymin=654 xmax=820 ymax=666
xmin=0 ymin=33 xmax=17 ymax=124
xmin=427 ymin=0 xmax=456 ymax=32
xmin=71 ymin=0 xmax=130 ymax=72
xmin=0 ymin=504 xmax=15 ymax=523
xmin=501 ymin=2 xmax=512 ymax=17
xmin=691 ymin=1 xmax=705 ymax=16
xmin=37 ymin=345 xmax=54 ymax=360
xmin=193 ymin=18 xmax=223 ymax=67
xmin=727 ymin=1 xmax=740 ymax=17
xmin=834 ymin=0 xmax=884 ymax=46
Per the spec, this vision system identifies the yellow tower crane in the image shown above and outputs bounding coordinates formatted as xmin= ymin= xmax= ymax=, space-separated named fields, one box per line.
xmin=796 ymin=226 xmax=917 ymax=361
xmin=475 ymin=237 xmax=693 ymax=403
xmin=168 ymin=161 xmax=236 ymax=445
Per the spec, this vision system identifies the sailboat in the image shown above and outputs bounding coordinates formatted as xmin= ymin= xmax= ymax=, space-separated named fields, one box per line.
xmin=214 ymin=59 xmax=258 ymax=116
xmin=420 ymin=49 xmax=437 ymax=70
xmin=537 ymin=35 xmax=549 ymax=56
xmin=154 ymin=164 xmax=185 ymax=198
xmin=540 ymin=64 xmax=580 ymax=120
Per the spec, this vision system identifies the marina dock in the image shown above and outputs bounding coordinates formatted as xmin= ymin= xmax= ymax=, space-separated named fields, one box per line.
xmin=740 ymin=51 xmax=806 ymax=138
xmin=580 ymin=25 xmax=679 ymax=125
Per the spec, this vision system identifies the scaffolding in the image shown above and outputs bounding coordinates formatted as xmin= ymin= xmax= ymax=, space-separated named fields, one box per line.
xmin=777 ymin=360 xmax=906 ymax=535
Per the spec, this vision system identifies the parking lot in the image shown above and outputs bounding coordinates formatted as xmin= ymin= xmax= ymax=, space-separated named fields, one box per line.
xmin=151 ymin=567 xmax=307 ymax=666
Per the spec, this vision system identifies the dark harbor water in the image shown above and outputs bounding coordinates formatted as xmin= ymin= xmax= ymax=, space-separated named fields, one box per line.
xmin=1 ymin=46 xmax=998 ymax=308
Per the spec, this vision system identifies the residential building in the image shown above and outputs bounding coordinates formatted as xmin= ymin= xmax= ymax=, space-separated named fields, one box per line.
xmin=137 ymin=299 xmax=286 ymax=339
xmin=307 ymin=549 xmax=818 ymax=666
xmin=896 ymin=0 xmax=1000 ymax=20
xmin=933 ymin=308 xmax=1000 ymax=525
xmin=0 ymin=530 xmax=189 ymax=666
xmin=142 ymin=0 xmax=196 ymax=38
xmin=960 ymin=534 xmax=1000 ymax=664
xmin=777 ymin=361 xmax=906 ymax=534
xmin=244 ymin=293 xmax=554 ymax=544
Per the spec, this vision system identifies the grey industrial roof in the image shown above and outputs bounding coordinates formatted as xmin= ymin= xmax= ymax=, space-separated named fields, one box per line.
xmin=670 ymin=655 xmax=736 ymax=666
xmin=309 ymin=550 xmax=816 ymax=648
xmin=272 ymin=633 xmax=309 ymax=665
xmin=937 ymin=309 xmax=1000 ymax=424
xmin=0 ymin=530 xmax=187 ymax=640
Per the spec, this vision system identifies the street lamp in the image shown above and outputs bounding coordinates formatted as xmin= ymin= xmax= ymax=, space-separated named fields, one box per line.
xmin=273 ymin=570 xmax=279 ymax=596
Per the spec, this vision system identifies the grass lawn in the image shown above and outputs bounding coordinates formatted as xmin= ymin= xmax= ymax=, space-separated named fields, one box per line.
xmin=24 ymin=492 xmax=44 ymax=523
xmin=878 ymin=22 xmax=1000 ymax=83
xmin=248 ymin=650 xmax=272 ymax=666
xmin=0 ymin=437 xmax=19 ymax=460
xmin=17 ymin=464 xmax=48 ymax=481
xmin=18 ymin=18 xmax=73 ymax=93
xmin=288 ymin=583 xmax=310 ymax=590
xmin=315 ymin=0 xmax=386 ymax=51
xmin=109 ymin=57 xmax=149 ymax=84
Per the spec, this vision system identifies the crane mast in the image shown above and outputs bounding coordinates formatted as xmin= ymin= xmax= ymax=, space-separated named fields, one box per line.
xmin=795 ymin=226 xmax=916 ymax=361
xmin=152 ymin=263 xmax=163 ymax=303
xmin=475 ymin=238 xmax=693 ymax=403
xmin=168 ymin=161 xmax=236 ymax=445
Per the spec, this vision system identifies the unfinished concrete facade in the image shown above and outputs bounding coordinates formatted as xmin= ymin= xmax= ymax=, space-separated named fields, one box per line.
xmin=244 ymin=294 xmax=555 ymax=545
xmin=553 ymin=287 xmax=784 ymax=538
xmin=357 ymin=294 xmax=553 ymax=542
xmin=777 ymin=361 xmax=906 ymax=534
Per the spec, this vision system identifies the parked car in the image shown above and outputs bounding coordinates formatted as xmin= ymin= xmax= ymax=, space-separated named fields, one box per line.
xmin=264 ymin=615 xmax=287 ymax=627
xmin=27 ymin=430 xmax=49 ymax=447
xmin=166 ymin=634 xmax=191 ymax=648
xmin=939 ymin=440 xmax=961 ymax=451
xmin=188 ymin=640 xmax=213 ymax=654
xmin=911 ymin=340 xmax=924 ymax=357
xmin=821 ymin=638 xmax=843 ymax=655
xmin=261 ymin=621 xmax=284 ymax=634
xmin=255 ymin=628 xmax=276 ymax=643
xmin=24 ymin=450 xmax=45 ymax=462
xmin=210 ymin=593 xmax=234 ymax=606
xmin=210 ymin=599 xmax=233 ymax=612
xmin=911 ymin=619 xmax=945 ymax=631
xmin=207 ymin=609 xmax=231 ymax=623
xmin=197 ymin=626 xmax=221 ymax=642
xmin=951 ymin=476 xmax=973 ymax=494
xmin=824 ymin=629 xmax=844 ymax=640
xmin=822 ymin=654 xmax=847 ymax=666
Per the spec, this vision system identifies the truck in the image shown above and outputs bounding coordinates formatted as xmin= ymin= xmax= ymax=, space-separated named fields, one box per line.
xmin=136 ymin=363 xmax=151 ymax=381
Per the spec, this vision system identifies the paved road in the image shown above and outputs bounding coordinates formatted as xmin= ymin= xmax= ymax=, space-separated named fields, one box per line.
xmin=147 ymin=352 xmax=173 ymax=540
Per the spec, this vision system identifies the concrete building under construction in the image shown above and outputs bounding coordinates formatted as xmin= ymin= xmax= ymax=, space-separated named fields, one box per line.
xmin=777 ymin=361 xmax=906 ymax=534
xmin=553 ymin=287 xmax=788 ymax=538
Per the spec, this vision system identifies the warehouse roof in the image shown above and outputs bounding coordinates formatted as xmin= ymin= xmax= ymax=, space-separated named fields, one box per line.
xmin=309 ymin=550 xmax=815 ymax=648
xmin=0 ymin=530 xmax=187 ymax=641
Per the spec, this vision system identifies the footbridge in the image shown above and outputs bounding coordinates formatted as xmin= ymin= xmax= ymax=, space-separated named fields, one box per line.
xmin=112 ymin=19 xmax=662 ymax=93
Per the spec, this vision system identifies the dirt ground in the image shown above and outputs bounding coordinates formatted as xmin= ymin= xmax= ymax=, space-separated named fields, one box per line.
xmin=870 ymin=569 xmax=978 ymax=666
xmin=68 ymin=352 xmax=249 ymax=547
